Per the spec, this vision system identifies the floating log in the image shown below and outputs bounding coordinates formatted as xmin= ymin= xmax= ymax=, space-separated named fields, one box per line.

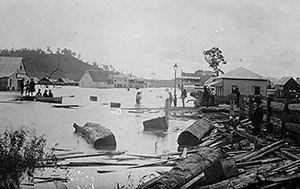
xmin=142 ymin=147 xmax=223 ymax=189
xmin=178 ymin=118 xmax=214 ymax=146
xmin=143 ymin=116 xmax=168 ymax=131
xmin=73 ymin=122 xmax=116 ymax=150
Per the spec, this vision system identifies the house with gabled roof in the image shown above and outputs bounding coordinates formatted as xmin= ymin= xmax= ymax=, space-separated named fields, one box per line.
xmin=79 ymin=70 xmax=114 ymax=88
xmin=0 ymin=56 xmax=29 ymax=91
xmin=206 ymin=67 xmax=268 ymax=96
xmin=112 ymin=74 xmax=129 ymax=88
xmin=274 ymin=77 xmax=299 ymax=97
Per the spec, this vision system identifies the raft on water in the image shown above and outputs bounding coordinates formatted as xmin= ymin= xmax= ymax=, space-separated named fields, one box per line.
xmin=73 ymin=122 xmax=117 ymax=150
xmin=178 ymin=117 xmax=215 ymax=147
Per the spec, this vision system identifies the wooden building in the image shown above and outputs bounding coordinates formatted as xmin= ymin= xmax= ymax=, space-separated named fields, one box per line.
xmin=0 ymin=56 xmax=29 ymax=91
xmin=176 ymin=71 xmax=215 ymax=92
xmin=79 ymin=70 xmax=114 ymax=88
xmin=207 ymin=67 xmax=268 ymax=96
xmin=275 ymin=77 xmax=299 ymax=98
xmin=112 ymin=74 xmax=129 ymax=88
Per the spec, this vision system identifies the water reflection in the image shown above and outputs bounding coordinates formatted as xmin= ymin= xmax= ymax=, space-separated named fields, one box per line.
xmin=142 ymin=131 xmax=167 ymax=138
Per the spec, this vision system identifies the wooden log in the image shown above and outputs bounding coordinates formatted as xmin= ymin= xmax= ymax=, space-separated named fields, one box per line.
xmin=249 ymin=143 xmax=284 ymax=161
xmin=73 ymin=122 xmax=116 ymax=150
xmin=178 ymin=117 xmax=214 ymax=146
xmin=237 ymin=139 xmax=285 ymax=162
xmin=143 ymin=147 xmax=223 ymax=189
xmin=280 ymin=150 xmax=299 ymax=161
xmin=236 ymin=157 xmax=282 ymax=168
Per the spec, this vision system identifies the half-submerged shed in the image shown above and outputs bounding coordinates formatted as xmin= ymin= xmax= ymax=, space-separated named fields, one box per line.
xmin=73 ymin=122 xmax=116 ymax=150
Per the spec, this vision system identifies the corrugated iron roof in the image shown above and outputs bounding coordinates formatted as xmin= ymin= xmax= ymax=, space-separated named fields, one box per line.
xmin=219 ymin=67 xmax=265 ymax=80
xmin=88 ymin=70 xmax=109 ymax=82
xmin=0 ymin=56 xmax=23 ymax=77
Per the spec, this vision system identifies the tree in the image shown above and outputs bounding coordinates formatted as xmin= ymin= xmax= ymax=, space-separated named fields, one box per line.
xmin=203 ymin=47 xmax=227 ymax=76
xmin=0 ymin=127 xmax=47 ymax=188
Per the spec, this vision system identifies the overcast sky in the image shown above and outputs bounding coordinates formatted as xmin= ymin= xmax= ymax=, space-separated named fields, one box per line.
xmin=1 ymin=0 xmax=300 ymax=79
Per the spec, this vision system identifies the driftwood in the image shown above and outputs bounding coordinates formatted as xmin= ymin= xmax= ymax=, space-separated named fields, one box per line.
xmin=142 ymin=147 xmax=223 ymax=189
xmin=178 ymin=118 xmax=215 ymax=146
xmin=55 ymin=151 xmax=125 ymax=161
xmin=73 ymin=122 xmax=116 ymax=149
xmin=237 ymin=139 xmax=285 ymax=162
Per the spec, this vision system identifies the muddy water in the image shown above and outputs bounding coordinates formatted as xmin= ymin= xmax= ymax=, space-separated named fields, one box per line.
xmin=0 ymin=86 xmax=195 ymax=188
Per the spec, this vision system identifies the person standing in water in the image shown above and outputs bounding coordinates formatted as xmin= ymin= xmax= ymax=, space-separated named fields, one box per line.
xmin=180 ymin=85 xmax=187 ymax=107
xmin=135 ymin=91 xmax=142 ymax=108
xmin=29 ymin=78 xmax=36 ymax=96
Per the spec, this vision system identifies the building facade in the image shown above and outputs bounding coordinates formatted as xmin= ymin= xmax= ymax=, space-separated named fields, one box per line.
xmin=207 ymin=67 xmax=268 ymax=96
xmin=0 ymin=56 xmax=29 ymax=91
xmin=79 ymin=70 xmax=114 ymax=88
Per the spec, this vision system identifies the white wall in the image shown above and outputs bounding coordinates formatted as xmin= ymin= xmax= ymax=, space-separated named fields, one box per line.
xmin=223 ymin=79 xmax=267 ymax=96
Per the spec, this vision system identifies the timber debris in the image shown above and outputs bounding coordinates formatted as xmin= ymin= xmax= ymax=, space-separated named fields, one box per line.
xmin=139 ymin=96 xmax=300 ymax=189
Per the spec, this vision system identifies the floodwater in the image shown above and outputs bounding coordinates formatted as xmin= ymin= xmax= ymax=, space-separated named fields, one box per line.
xmin=0 ymin=86 xmax=195 ymax=189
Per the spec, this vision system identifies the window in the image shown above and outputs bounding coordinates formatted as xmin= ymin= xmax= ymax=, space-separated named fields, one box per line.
xmin=254 ymin=86 xmax=260 ymax=95
xmin=20 ymin=65 xmax=22 ymax=71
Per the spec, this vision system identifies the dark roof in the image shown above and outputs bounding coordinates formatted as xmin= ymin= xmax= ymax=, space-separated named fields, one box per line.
xmin=88 ymin=70 xmax=109 ymax=82
xmin=275 ymin=77 xmax=294 ymax=86
xmin=219 ymin=67 xmax=265 ymax=80
xmin=0 ymin=56 xmax=23 ymax=77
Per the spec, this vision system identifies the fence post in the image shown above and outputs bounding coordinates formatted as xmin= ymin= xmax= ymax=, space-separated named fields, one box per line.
xmin=248 ymin=96 xmax=253 ymax=119
xmin=266 ymin=95 xmax=273 ymax=133
xmin=165 ymin=98 xmax=170 ymax=126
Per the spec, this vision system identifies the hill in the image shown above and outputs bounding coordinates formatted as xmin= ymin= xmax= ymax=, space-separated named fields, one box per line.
xmin=24 ymin=54 xmax=102 ymax=81
xmin=0 ymin=48 xmax=102 ymax=81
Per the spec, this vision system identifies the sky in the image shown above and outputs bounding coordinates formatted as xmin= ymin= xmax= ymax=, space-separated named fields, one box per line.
xmin=1 ymin=0 xmax=300 ymax=79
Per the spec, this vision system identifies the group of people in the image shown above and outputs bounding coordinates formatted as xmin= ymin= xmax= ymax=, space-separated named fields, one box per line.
xmin=35 ymin=89 xmax=54 ymax=97
xmin=20 ymin=78 xmax=36 ymax=96
xmin=19 ymin=78 xmax=54 ymax=98
xmin=134 ymin=85 xmax=188 ymax=109
xmin=167 ymin=85 xmax=187 ymax=108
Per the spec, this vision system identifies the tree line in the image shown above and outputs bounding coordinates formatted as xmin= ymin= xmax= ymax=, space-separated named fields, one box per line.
xmin=0 ymin=47 xmax=118 ymax=73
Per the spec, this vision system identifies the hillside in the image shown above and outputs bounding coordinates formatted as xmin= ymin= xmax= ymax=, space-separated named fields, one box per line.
xmin=0 ymin=48 xmax=102 ymax=81
xmin=24 ymin=54 xmax=102 ymax=81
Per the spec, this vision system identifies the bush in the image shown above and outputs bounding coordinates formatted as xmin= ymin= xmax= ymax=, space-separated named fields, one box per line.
xmin=0 ymin=127 xmax=46 ymax=188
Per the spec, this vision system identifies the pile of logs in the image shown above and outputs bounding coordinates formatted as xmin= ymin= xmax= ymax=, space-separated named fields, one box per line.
xmin=138 ymin=97 xmax=300 ymax=189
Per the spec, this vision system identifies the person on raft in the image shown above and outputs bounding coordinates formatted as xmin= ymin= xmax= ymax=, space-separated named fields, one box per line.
xmin=43 ymin=90 xmax=49 ymax=97
xmin=29 ymin=78 xmax=36 ymax=96
xmin=35 ymin=89 xmax=42 ymax=97
xmin=48 ymin=90 xmax=54 ymax=97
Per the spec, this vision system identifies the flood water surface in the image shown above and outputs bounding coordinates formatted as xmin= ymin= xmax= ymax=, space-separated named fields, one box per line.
xmin=1 ymin=86 xmax=195 ymax=188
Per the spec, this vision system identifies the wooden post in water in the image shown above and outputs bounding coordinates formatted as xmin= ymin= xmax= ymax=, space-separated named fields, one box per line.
xmin=266 ymin=95 xmax=273 ymax=133
xmin=248 ymin=96 xmax=253 ymax=119
xmin=281 ymin=97 xmax=290 ymax=135
xmin=165 ymin=98 xmax=170 ymax=126
xmin=239 ymin=96 xmax=245 ymax=120
xmin=229 ymin=95 xmax=234 ymax=117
